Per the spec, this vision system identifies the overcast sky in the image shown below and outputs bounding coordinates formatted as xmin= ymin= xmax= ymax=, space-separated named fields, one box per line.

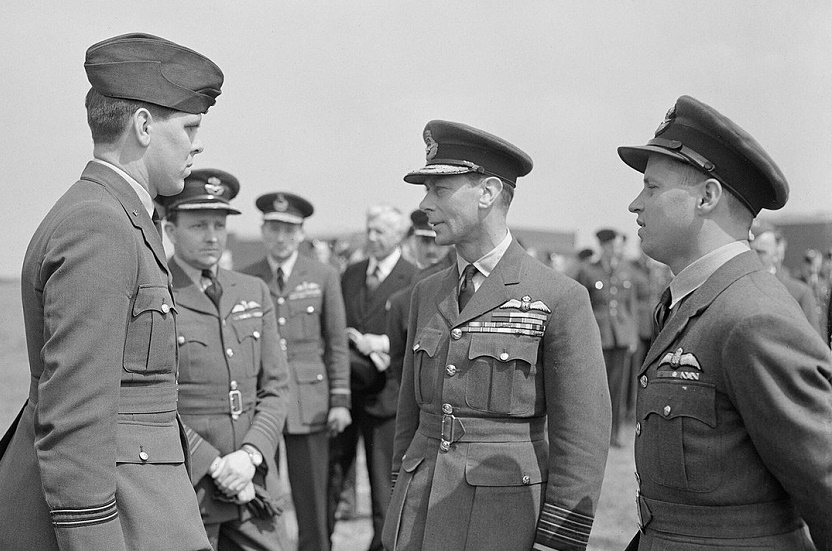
xmin=1 ymin=1 xmax=830 ymax=277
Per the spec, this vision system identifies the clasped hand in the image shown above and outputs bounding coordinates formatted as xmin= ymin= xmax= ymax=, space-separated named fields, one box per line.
xmin=209 ymin=450 xmax=255 ymax=503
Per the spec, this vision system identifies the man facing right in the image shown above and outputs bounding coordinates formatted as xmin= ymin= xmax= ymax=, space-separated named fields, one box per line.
xmin=620 ymin=95 xmax=832 ymax=550
xmin=383 ymin=120 xmax=611 ymax=551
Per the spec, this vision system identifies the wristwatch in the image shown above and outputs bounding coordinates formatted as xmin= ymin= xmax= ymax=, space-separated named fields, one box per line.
xmin=241 ymin=444 xmax=263 ymax=467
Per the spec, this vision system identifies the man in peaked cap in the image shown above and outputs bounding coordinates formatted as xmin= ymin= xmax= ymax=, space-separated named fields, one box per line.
xmin=0 ymin=33 xmax=222 ymax=551
xmin=161 ymin=170 xmax=291 ymax=550
xmin=241 ymin=192 xmax=351 ymax=551
xmin=576 ymin=228 xmax=638 ymax=447
xmin=383 ymin=120 xmax=611 ymax=551
xmin=620 ymin=96 xmax=832 ymax=550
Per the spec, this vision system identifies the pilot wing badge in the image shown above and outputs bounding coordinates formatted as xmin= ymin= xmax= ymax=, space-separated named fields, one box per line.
xmin=657 ymin=347 xmax=702 ymax=380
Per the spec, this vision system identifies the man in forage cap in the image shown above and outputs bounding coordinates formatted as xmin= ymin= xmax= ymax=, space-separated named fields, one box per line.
xmin=620 ymin=95 xmax=832 ymax=550
xmin=0 ymin=33 xmax=223 ymax=551
xmin=382 ymin=120 xmax=611 ymax=551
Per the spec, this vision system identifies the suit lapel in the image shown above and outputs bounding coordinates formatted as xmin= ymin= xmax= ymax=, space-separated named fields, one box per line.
xmin=285 ymin=255 xmax=311 ymax=297
xmin=435 ymin=266 xmax=462 ymax=327
xmin=216 ymin=268 xmax=239 ymax=320
xmin=79 ymin=161 xmax=170 ymax=275
xmin=169 ymin=257 xmax=219 ymax=317
xmin=641 ymin=250 xmax=763 ymax=373
xmin=454 ymin=240 xmax=525 ymax=327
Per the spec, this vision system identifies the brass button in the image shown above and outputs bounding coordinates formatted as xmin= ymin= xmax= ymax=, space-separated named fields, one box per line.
xmin=277 ymin=317 xmax=286 ymax=326
xmin=161 ymin=303 xmax=170 ymax=314
xmin=451 ymin=328 xmax=462 ymax=340
xmin=226 ymin=348 xmax=234 ymax=357
xmin=316 ymin=374 xmax=324 ymax=381
xmin=610 ymin=287 xmax=618 ymax=295
xmin=177 ymin=335 xmax=185 ymax=345
xmin=635 ymin=422 xmax=641 ymax=436
xmin=222 ymin=320 xmax=227 ymax=326
xmin=252 ymin=331 xmax=260 ymax=339
xmin=277 ymin=297 xmax=285 ymax=304
xmin=499 ymin=352 xmax=509 ymax=361
xmin=640 ymin=375 xmax=648 ymax=388
xmin=446 ymin=364 xmax=457 ymax=376
xmin=522 ymin=475 xmax=531 ymax=485
xmin=663 ymin=405 xmax=671 ymax=416
xmin=306 ymin=306 xmax=315 ymax=314
xmin=442 ymin=403 xmax=453 ymax=415
xmin=610 ymin=299 xmax=618 ymax=308
xmin=280 ymin=339 xmax=287 ymax=351
xmin=139 ymin=451 xmax=149 ymax=462
xmin=439 ymin=440 xmax=450 ymax=453
xmin=230 ymin=380 xmax=238 ymax=390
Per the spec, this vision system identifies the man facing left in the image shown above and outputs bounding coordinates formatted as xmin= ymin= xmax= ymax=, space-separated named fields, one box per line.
xmin=160 ymin=169 xmax=291 ymax=550
xmin=0 ymin=33 xmax=222 ymax=551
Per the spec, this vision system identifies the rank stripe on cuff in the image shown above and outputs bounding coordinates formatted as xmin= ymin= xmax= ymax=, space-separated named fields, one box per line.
xmin=535 ymin=503 xmax=593 ymax=551
xmin=51 ymin=498 xmax=118 ymax=527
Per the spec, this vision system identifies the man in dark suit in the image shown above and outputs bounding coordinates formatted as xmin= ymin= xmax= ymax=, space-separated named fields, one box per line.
xmin=576 ymin=228 xmax=639 ymax=446
xmin=161 ymin=170 xmax=291 ymax=550
xmin=382 ymin=120 xmax=611 ymax=551
xmin=620 ymin=95 xmax=832 ymax=550
xmin=329 ymin=205 xmax=417 ymax=551
xmin=0 ymin=33 xmax=223 ymax=551
xmin=242 ymin=192 xmax=351 ymax=551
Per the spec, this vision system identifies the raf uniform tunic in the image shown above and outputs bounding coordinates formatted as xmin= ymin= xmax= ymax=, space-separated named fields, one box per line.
xmin=0 ymin=162 xmax=211 ymax=551
xmin=634 ymin=250 xmax=832 ymax=550
xmin=385 ymin=240 xmax=611 ymax=551
xmin=170 ymin=258 xmax=289 ymax=534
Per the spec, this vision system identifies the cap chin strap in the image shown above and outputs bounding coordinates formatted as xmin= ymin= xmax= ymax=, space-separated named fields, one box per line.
xmin=648 ymin=137 xmax=756 ymax=215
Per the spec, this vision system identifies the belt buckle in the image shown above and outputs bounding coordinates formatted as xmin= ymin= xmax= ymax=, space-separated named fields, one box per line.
xmin=635 ymin=489 xmax=644 ymax=532
xmin=229 ymin=389 xmax=243 ymax=419
xmin=440 ymin=414 xmax=455 ymax=452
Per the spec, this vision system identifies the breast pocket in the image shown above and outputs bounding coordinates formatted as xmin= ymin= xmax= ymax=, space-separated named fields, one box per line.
xmin=286 ymin=296 xmax=323 ymax=340
xmin=465 ymin=334 xmax=539 ymax=415
xmin=412 ymin=328 xmax=443 ymax=404
xmin=638 ymin=379 xmax=720 ymax=492
xmin=124 ymin=285 xmax=177 ymax=374
xmin=176 ymin=326 xmax=211 ymax=382
xmin=231 ymin=317 xmax=263 ymax=376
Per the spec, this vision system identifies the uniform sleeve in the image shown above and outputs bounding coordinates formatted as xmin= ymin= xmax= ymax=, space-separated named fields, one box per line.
xmin=390 ymin=281 xmax=423 ymax=485
xmin=386 ymin=287 xmax=410 ymax=388
xmin=534 ymin=283 xmax=611 ymax=551
xmin=723 ymin=312 xmax=832 ymax=550
xmin=35 ymin=202 xmax=132 ymax=550
xmin=242 ymin=281 xmax=289 ymax=461
xmin=322 ymin=265 xmax=351 ymax=410
xmin=181 ymin=424 xmax=221 ymax=485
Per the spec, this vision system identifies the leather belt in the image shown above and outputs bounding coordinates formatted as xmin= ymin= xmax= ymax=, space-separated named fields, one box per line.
xmin=418 ymin=410 xmax=546 ymax=448
xmin=637 ymin=494 xmax=803 ymax=538
xmin=29 ymin=375 xmax=179 ymax=414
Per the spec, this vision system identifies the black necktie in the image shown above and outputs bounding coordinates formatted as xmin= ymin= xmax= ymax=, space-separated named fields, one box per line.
xmin=458 ymin=264 xmax=478 ymax=311
xmin=151 ymin=208 xmax=163 ymax=239
xmin=275 ymin=267 xmax=285 ymax=293
xmin=652 ymin=287 xmax=672 ymax=340
xmin=202 ymin=269 xmax=222 ymax=310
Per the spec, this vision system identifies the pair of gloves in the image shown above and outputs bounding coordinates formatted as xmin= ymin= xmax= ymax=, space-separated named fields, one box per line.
xmin=214 ymin=484 xmax=285 ymax=520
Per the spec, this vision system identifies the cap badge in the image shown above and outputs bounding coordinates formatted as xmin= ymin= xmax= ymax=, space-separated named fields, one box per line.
xmin=654 ymin=105 xmax=676 ymax=137
xmin=273 ymin=194 xmax=289 ymax=212
xmin=204 ymin=177 xmax=224 ymax=196
xmin=424 ymin=130 xmax=439 ymax=161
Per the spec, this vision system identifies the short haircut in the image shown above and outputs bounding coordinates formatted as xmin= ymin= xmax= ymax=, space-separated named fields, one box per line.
xmin=679 ymin=162 xmax=753 ymax=223
xmin=85 ymin=88 xmax=176 ymax=144
xmin=366 ymin=204 xmax=407 ymax=236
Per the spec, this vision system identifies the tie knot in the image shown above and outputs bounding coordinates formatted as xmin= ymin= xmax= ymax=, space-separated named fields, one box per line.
xmin=462 ymin=264 xmax=478 ymax=283
xmin=202 ymin=269 xmax=216 ymax=282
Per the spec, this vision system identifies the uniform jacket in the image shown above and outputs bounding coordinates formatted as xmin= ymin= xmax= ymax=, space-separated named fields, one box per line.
xmin=242 ymin=254 xmax=350 ymax=434
xmin=342 ymin=256 xmax=417 ymax=418
xmin=170 ymin=258 xmax=289 ymax=524
xmin=386 ymin=240 xmax=611 ymax=551
xmin=577 ymin=259 xmax=638 ymax=349
xmin=777 ymin=270 xmax=822 ymax=337
xmin=0 ymin=162 xmax=210 ymax=551
xmin=634 ymin=251 xmax=832 ymax=550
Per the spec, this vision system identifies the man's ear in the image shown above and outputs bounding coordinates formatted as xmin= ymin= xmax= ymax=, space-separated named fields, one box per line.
xmin=132 ymin=108 xmax=153 ymax=147
xmin=479 ymin=176 xmax=504 ymax=208
xmin=697 ymin=178 xmax=723 ymax=214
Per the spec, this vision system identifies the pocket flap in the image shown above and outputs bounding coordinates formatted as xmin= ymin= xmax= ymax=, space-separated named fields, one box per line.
xmin=642 ymin=380 xmax=717 ymax=428
xmin=467 ymin=334 xmax=539 ymax=364
xmin=464 ymin=441 xmax=547 ymax=486
xmin=294 ymin=361 xmax=326 ymax=384
xmin=412 ymin=327 xmax=443 ymax=357
xmin=133 ymin=285 xmax=175 ymax=316
xmin=401 ymin=454 xmax=424 ymax=474
xmin=231 ymin=319 xmax=262 ymax=343
xmin=117 ymin=421 xmax=185 ymax=464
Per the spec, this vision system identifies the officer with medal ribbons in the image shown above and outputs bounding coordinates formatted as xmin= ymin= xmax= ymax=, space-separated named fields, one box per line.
xmin=242 ymin=191 xmax=351 ymax=551
xmin=619 ymin=96 xmax=832 ymax=550
xmin=160 ymin=170 xmax=291 ymax=550
xmin=383 ymin=120 xmax=611 ymax=551
xmin=0 ymin=33 xmax=222 ymax=551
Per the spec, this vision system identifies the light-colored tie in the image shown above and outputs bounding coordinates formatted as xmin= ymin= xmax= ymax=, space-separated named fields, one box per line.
xmin=366 ymin=266 xmax=382 ymax=291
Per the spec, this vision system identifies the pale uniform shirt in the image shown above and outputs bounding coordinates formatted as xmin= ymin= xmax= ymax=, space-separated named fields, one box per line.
xmin=456 ymin=230 xmax=513 ymax=293
xmin=92 ymin=158 xmax=154 ymax=217
xmin=174 ymin=255 xmax=217 ymax=293
xmin=267 ymin=250 xmax=300 ymax=285
xmin=667 ymin=240 xmax=751 ymax=310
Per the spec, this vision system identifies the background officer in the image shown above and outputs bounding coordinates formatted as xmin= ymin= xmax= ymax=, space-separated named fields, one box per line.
xmin=576 ymin=228 xmax=638 ymax=446
xmin=620 ymin=95 xmax=832 ymax=550
xmin=330 ymin=205 xmax=417 ymax=551
xmin=242 ymin=191 xmax=351 ymax=551
xmin=161 ymin=169 xmax=290 ymax=550
xmin=383 ymin=120 xmax=611 ymax=551
xmin=0 ymin=33 xmax=222 ymax=551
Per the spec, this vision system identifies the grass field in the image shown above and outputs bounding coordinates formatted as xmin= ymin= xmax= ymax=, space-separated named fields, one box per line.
xmin=0 ymin=278 xmax=635 ymax=550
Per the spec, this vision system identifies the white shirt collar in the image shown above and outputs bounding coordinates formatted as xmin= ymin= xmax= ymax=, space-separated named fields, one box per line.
xmin=456 ymin=230 xmax=512 ymax=281
xmin=669 ymin=240 xmax=750 ymax=308
xmin=267 ymin=250 xmax=299 ymax=280
xmin=368 ymin=248 xmax=402 ymax=282
xmin=92 ymin=159 xmax=154 ymax=217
